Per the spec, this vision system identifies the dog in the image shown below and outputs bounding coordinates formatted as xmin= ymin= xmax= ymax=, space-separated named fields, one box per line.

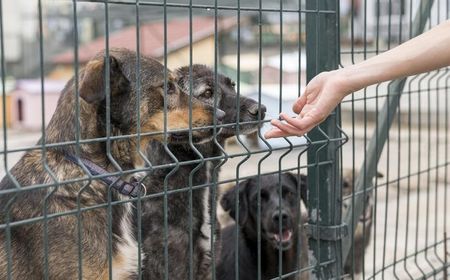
xmin=341 ymin=170 xmax=381 ymax=276
xmin=217 ymin=173 xmax=310 ymax=280
xmin=140 ymin=64 xmax=266 ymax=279
xmin=299 ymin=169 xmax=377 ymax=276
xmin=0 ymin=49 xmax=219 ymax=279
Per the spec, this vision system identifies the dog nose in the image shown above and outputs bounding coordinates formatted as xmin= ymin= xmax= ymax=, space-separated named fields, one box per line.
xmin=247 ymin=104 xmax=267 ymax=119
xmin=272 ymin=211 xmax=289 ymax=225
xmin=216 ymin=109 xmax=226 ymax=123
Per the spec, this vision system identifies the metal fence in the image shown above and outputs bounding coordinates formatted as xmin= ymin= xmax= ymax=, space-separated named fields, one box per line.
xmin=0 ymin=0 xmax=449 ymax=279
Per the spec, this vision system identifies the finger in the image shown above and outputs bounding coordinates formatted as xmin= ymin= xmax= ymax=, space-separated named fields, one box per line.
xmin=279 ymin=112 xmax=309 ymax=131
xmin=264 ymin=127 xmax=289 ymax=139
xmin=292 ymin=94 xmax=307 ymax=114
xmin=280 ymin=110 xmax=322 ymax=132
xmin=270 ymin=119 xmax=306 ymax=137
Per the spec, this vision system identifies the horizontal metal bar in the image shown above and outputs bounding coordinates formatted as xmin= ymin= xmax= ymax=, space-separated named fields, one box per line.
xmin=0 ymin=156 xmax=333 ymax=198
xmin=341 ymin=85 xmax=450 ymax=103
xmin=367 ymin=238 xmax=449 ymax=280
xmin=77 ymin=0 xmax=337 ymax=14
xmin=0 ymin=161 xmax=335 ymax=230
xmin=0 ymin=119 xmax=268 ymax=154
xmin=341 ymin=161 xmax=450 ymax=202
xmin=0 ymin=138 xmax=349 ymax=195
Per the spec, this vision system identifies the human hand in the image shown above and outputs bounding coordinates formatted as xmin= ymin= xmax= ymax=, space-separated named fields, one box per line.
xmin=264 ymin=70 xmax=351 ymax=139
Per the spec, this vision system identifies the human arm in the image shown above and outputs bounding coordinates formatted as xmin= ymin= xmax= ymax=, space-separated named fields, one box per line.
xmin=264 ymin=19 xmax=450 ymax=139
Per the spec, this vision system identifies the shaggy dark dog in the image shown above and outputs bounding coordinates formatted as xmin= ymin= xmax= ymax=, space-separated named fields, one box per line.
xmin=140 ymin=65 xmax=266 ymax=279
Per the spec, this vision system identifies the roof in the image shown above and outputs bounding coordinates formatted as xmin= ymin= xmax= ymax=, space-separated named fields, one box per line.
xmin=52 ymin=17 xmax=237 ymax=65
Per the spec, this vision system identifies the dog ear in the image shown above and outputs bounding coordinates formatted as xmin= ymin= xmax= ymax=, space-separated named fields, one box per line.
xmin=221 ymin=180 xmax=250 ymax=226
xmin=79 ymin=55 xmax=126 ymax=104
xmin=284 ymin=172 xmax=308 ymax=208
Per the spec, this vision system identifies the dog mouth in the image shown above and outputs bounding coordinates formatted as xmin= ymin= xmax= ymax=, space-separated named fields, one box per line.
xmin=269 ymin=229 xmax=293 ymax=250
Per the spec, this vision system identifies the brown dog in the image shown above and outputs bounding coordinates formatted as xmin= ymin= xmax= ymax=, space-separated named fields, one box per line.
xmin=0 ymin=48 xmax=220 ymax=279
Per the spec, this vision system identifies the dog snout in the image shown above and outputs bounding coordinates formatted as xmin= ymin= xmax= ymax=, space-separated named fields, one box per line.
xmin=247 ymin=103 xmax=267 ymax=119
xmin=216 ymin=109 xmax=226 ymax=123
xmin=272 ymin=210 xmax=289 ymax=225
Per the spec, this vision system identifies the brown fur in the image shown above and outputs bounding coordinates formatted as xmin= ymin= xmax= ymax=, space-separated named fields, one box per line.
xmin=0 ymin=48 xmax=216 ymax=279
xmin=341 ymin=169 xmax=381 ymax=276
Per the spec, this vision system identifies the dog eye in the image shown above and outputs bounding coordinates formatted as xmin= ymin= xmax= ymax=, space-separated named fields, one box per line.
xmin=260 ymin=190 xmax=269 ymax=201
xmin=282 ymin=189 xmax=294 ymax=199
xmin=166 ymin=82 xmax=177 ymax=95
xmin=202 ymin=90 xmax=213 ymax=98
xmin=231 ymin=82 xmax=236 ymax=89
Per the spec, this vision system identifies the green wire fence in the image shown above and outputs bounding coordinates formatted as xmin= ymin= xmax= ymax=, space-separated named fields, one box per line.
xmin=0 ymin=0 xmax=449 ymax=279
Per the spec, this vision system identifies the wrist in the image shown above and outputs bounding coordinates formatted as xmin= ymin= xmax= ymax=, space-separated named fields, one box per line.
xmin=329 ymin=68 xmax=359 ymax=99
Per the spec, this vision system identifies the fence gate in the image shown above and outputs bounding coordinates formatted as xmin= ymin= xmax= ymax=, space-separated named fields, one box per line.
xmin=0 ymin=0 xmax=449 ymax=279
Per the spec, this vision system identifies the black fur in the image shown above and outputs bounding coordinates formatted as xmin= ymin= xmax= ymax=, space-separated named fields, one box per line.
xmin=217 ymin=173 xmax=310 ymax=280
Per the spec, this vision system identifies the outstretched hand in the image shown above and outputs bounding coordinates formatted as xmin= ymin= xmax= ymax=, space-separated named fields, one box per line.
xmin=264 ymin=71 xmax=350 ymax=139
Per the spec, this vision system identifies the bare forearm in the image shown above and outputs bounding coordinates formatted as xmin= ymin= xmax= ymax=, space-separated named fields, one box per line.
xmin=338 ymin=20 xmax=450 ymax=94
xmin=265 ymin=20 xmax=450 ymax=139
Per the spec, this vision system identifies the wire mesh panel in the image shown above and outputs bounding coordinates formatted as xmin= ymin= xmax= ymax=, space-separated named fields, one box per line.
xmin=0 ymin=0 xmax=313 ymax=279
xmin=0 ymin=0 xmax=448 ymax=280
xmin=340 ymin=0 xmax=450 ymax=279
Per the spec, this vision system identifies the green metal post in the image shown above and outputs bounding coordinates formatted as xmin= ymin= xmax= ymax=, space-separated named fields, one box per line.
xmin=305 ymin=0 xmax=343 ymax=279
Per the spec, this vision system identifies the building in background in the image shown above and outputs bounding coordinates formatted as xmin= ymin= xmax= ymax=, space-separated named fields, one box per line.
xmin=50 ymin=17 xmax=237 ymax=79
xmin=8 ymin=79 xmax=65 ymax=130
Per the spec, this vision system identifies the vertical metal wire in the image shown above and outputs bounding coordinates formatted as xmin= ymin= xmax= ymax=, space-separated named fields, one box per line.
xmin=373 ymin=0 xmax=381 ymax=274
xmin=424 ymin=20 xmax=441 ymax=277
xmin=187 ymin=2 xmax=196 ymax=280
xmin=37 ymin=0 xmax=58 ymax=277
xmin=211 ymin=3 xmax=229 ymax=279
xmin=162 ymin=0 xmax=169 ymax=278
xmin=349 ymin=0 xmax=357 ymax=276
xmin=277 ymin=0 xmax=284 ymax=277
xmin=392 ymin=1 xmax=405 ymax=278
xmin=443 ymin=7 xmax=449 ymax=279
xmin=71 ymin=1 xmax=83 ymax=278
xmin=361 ymin=0 xmax=368 ymax=277
xmin=294 ymin=0 xmax=305 ymax=277
xmin=232 ymin=2 xmax=250 ymax=280
xmin=0 ymin=1 xmax=22 ymax=279
xmin=432 ymin=2 xmax=445 ymax=272
xmin=134 ymin=1 xmax=144 ymax=278
xmin=403 ymin=3 xmax=416 ymax=278
xmin=381 ymin=2 xmax=393 ymax=278
xmin=103 ymin=2 xmax=115 ymax=279
xmin=255 ymin=0 xmax=274 ymax=278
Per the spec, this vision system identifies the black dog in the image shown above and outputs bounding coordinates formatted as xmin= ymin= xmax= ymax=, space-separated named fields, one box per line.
xmin=140 ymin=65 xmax=266 ymax=279
xmin=217 ymin=173 xmax=310 ymax=280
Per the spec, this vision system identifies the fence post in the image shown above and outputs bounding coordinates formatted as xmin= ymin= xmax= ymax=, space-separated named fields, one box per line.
xmin=305 ymin=0 xmax=343 ymax=279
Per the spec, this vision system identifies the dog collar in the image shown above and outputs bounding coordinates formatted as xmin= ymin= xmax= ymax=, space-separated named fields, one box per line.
xmin=65 ymin=154 xmax=147 ymax=198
